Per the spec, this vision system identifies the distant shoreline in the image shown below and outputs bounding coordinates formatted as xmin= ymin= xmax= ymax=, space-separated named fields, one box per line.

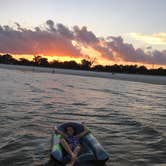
xmin=0 ymin=64 xmax=166 ymax=85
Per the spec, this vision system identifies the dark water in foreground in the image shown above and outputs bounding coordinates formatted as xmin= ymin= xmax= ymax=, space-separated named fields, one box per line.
xmin=0 ymin=68 xmax=166 ymax=166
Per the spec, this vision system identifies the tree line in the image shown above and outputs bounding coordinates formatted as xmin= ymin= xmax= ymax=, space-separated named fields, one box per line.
xmin=0 ymin=54 xmax=166 ymax=76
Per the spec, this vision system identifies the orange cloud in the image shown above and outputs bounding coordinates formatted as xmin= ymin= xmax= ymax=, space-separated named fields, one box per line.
xmin=0 ymin=20 xmax=166 ymax=67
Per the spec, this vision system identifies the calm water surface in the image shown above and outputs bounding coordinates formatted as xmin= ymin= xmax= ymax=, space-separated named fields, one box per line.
xmin=0 ymin=68 xmax=166 ymax=166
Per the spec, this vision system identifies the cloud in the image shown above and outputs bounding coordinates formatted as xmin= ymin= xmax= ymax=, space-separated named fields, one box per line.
xmin=0 ymin=21 xmax=83 ymax=58
xmin=46 ymin=19 xmax=56 ymax=32
xmin=73 ymin=26 xmax=114 ymax=59
xmin=73 ymin=26 xmax=98 ymax=44
xmin=106 ymin=36 xmax=166 ymax=65
xmin=0 ymin=20 xmax=166 ymax=65
xmin=130 ymin=32 xmax=166 ymax=45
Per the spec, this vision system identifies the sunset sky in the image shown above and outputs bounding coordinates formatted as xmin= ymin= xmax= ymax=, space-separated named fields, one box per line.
xmin=0 ymin=0 xmax=166 ymax=68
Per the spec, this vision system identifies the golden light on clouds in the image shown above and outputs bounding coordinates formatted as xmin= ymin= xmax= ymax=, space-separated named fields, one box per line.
xmin=0 ymin=20 xmax=166 ymax=68
xmin=130 ymin=33 xmax=166 ymax=45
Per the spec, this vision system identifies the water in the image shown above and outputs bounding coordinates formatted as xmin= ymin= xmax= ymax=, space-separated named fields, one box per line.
xmin=0 ymin=68 xmax=166 ymax=166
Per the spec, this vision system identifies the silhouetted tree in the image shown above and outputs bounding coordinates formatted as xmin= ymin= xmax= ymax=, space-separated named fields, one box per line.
xmin=0 ymin=54 xmax=17 ymax=64
xmin=93 ymin=65 xmax=105 ymax=72
xmin=62 ymin=61 xmax=80 ymax=69
xmin=32 ymin=55 xmax=49 ymax=67
xmin=110 ymin=64 xmax=122 ymax=73
xmin=38 ymin=57 xmax=49 ymax=67
xmin=137 ymin=66 xmax=148 ymax=74
xmin=18 ymin=58 xmax=32 ymax=66
xmin=50 ymin=60 xmax=62 ymax=68
xmin=0 ymin=54 xmax=165 ymax=76
xmin=81 ymin=59 xmax=92 ymax=70
xmin=33 ymin=55 xmax=42 ymax=66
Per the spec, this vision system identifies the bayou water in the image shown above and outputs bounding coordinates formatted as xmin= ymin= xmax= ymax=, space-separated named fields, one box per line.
xmin=0 ymin=68 xmax=166 ymax=166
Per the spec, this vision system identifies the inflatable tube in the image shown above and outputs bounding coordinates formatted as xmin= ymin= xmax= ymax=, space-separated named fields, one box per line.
xmin=51 ymin=122 xmax=109 ymax=165
xmin=81 ymin=133 xmax=109 ymax=161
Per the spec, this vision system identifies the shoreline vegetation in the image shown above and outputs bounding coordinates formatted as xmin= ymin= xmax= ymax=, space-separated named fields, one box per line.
xmin=0 ymin=54 xmax=166 ymax=75
xmin=0 ymin=54 xmax=166 ymax=85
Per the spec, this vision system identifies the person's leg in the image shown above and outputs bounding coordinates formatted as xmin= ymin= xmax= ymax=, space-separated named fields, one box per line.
xmin=67 ymin=145 xmax=81 ymax=166
xmin=73 ymin=145 xmax=81 ymax=156
xmin=60 ymin=138 xmax=75 ymax=159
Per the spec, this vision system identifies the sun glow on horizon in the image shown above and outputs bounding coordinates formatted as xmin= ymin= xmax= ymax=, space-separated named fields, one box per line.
xmin=12 ymin=54 xmax=82 ymax=63
xmin=4 ymin=53 xmax=164 ymax=69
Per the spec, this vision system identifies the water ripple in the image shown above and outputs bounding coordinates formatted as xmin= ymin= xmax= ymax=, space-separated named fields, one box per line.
xmin=0 ymin=68 xmax=166 ymax=166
